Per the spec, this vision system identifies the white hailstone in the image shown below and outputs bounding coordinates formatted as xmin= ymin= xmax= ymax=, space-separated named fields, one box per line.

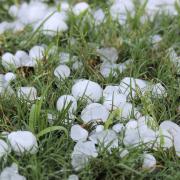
xmin=160 ymin=120 xmax=180 ymax=156
xmin=125 ymin=120 xmax=138 ymax=129
xmin=70 ymin=125 xmax=88 ymax=142
xmin=156 ymin=129 xmax=173 ymax=149
xmin=42 ymin=12 xmax=68 ymax=36
xmin=97 ymin=47 xmax=118 ymax=63
xmin=56 ymin=95 xmax=77 ymax=114
xmin=71 ymin=141 xmax=98 ymax=171
xmin=54 ymin=65 xmax=71 ymax=80
xmin=118 ymin=102 xmax=141 ymax=119
xmin=81 ymin=103 xmax=109 ymax=123
xmin=168 ymin=47 xmax=178 ymax=64
xmin=93 ymin=9 xmax=105 ymax=25
xmin=8 ymin=5 xmax=18 ymax=17
xmin=0 ymin=163 xmax=26 ymax=180
xmin=72 ymin=2 xmax=89 ymax=16
xmin=7 ymin=131 xmax=38 ymax=154
xmin=151 ymin=34 xmax=162 ymax=44
xmin=174 ymin=136 xmax=180 ymax=157
xmin=72 ymin=79 xmax=103 ymax=102
xmin=0 ymin=74 xmax=5 ymax=94
xmin=0 ymin=22 xmax=10 ymax=34
xmin=17 ymin=2 xmax=48 ymax=24
xmin=123 ymin=123 xmax=156 ymax=147
xmin=137 ymin=115 xmax=158 ymax=131
xmin=61 ymin=2 xmax=70 ymax=11
xmin=110 ymin=0 xmax=134 ymax=24
xmin=47 ymin=113 xmax=56 ymax=124
xmin=0 ymin=140 xmax=10 ymax=158
xmin=95 ymin=125 xmax=104 ymax=133
xmin=0 ymin=76 xmax=15 ymax=96
xmin=29 ymin=45 xmax=45 ymax=60
xmin=103 ymin=93 xmax=126 ymax=110
xmin=2 ymin=52 xmax=20 ymax=70
xmin=160 ymin=120 xmax=180 ymax=137
xmin=112 ymin=123 xmax=124 ymax=133
xmin=139 ymin=125 xmax=157 ymax=146
xmin=13 ymin=21 xmax=25 ymax=33
xmin=123 ymin=128 xmax=140 ymax=147
xmin=72 ymin=61 xmax=83 ymax=71
xmin=151 ymin=83 xmax=167 ymax=98
xmin=118 ymin=59 xmax=132 ymax=73
xmin=119 ymin=77 xmax=148 ymax=98
xmin=89 ymin=130 xmax=118 ymax=151
xmin=15 ymin=50 xmax=36 ymax=67
xmin=119 ymin=149 xmax=129 ymax=158
xmin=4 ymin=72 xmax=16 ymax=83
xmin=100 ymin=62 xmax=118 ymax=78
xmin=59 ymin=52 xmax=70 ymax=63
xmin=103 ymin=85 xmax=120 ymax=95
xmin=68 ymin=174 xmax=79 ymax=180
xmin=142 ymin=153 xmax=156 ymax=172
xmin=17 ymin=87 xmax=38 ymax=101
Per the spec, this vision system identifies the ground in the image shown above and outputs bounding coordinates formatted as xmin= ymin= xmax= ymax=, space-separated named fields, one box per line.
xmin=0 ymin=0 xmax=180 ymax=180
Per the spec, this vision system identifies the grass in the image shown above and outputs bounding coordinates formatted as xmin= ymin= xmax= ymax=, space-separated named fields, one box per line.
xmin=1 ymin=0 xmax=180 ymax=179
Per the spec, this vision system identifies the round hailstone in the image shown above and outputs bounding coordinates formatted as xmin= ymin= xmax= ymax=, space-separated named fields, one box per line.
xmin=155 ymin=129 xmax=173 ymax=149
xmin=7 ymin=131 xmax=38 ymax=154
xmin=17 ymin=87 xmax=38 ymax=101
xmin=100 ymin=62 xmax=118 ymax=78
xmin=119 ymin=149 xmax=129 ymax=158
xmin=15 ymin=50 xmax=35 ymax=67
xmin=125 ymin=120 xmax=138 ymax=129
xmin=103 ymin=93 xmax=127 ymax=110
xmin=142 ymin=153 xmax=156 ymax=172
xmin=0 ymin=74 xmax=5 ymax=94
xmin=2 ymin=52 xmax=20 ymax=70
xmin=72 ymin=2 xmax=89 ymax=16
xmin=174 ymin=136 xmax=180 ymax=157
xmin=72 ymin=61 xmax=83 ymax=71
xmin=72 ymin=79 xmax=103 ymax=102
xmin=0 ymin=140 xmax=10 ymax=158
xmin=89 ymin=130 xmax=118 ymax=151
xmin=4 ymin=72 xmax=16 ymax=83
xmin=123 ymin=128 xmax=140 ymax=147
xmin=59 ymin=52 xmax=70 ymax=63
xmin=97 ymin=47 xmax=118 ymax=63
xmin=54 ymin=65 xmax=70 ymax=80
xmin=160 ymin=120 xmax=180 ymax=136
xmin=151 ymin=83 xmax=167 ymax=98
xmin=42 ymin=12 xmax=68 ymax=36
xmin=17 ymin=2 xmax=48 ymax=24
xmin=95 ymin=125 xmax=104 ymax=133
xmin=118 ymin=102 xmax=141 ymax=119
xmin=13 ymin=21 xmax=25 ymax=33
xmin=68 ymin=174 xmax=79 ymax=180
xmin=70 ymin=125 xmax=88 ymax=142
xmin=71 ymin=141 xmax=98 ymax=171
xmin=93 ymin=8 xmax=105 ymax=25
xmin=61 ymin=2 xmax=70 ymax=11
xmin=8 ymin=5 xmax=18 ymax=17
xmin=29 ymin=45 xmax=45 ymax=60
xmin=103 ymin=85 xmax=120 ymax=95
xmin=81 ymin=103 xmax=109 ymax=123
xmin=56 ymin=95 xmax=77 ymax=114
xmin=112 ymin=123 xmax=124 ymax=133
xmin=151 ymin=34 xmax=162 ymax=44
xmin=0 ymin=163 xmax=26 ymax=180
xmin=119 ymin=77 xmax=148 ymax=98
xmin=118 ymin=59 xmax=132 ymax=73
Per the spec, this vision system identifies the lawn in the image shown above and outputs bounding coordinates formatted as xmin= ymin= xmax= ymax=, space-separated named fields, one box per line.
xmin=0 ymin=0 xmax=180 ymax=180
